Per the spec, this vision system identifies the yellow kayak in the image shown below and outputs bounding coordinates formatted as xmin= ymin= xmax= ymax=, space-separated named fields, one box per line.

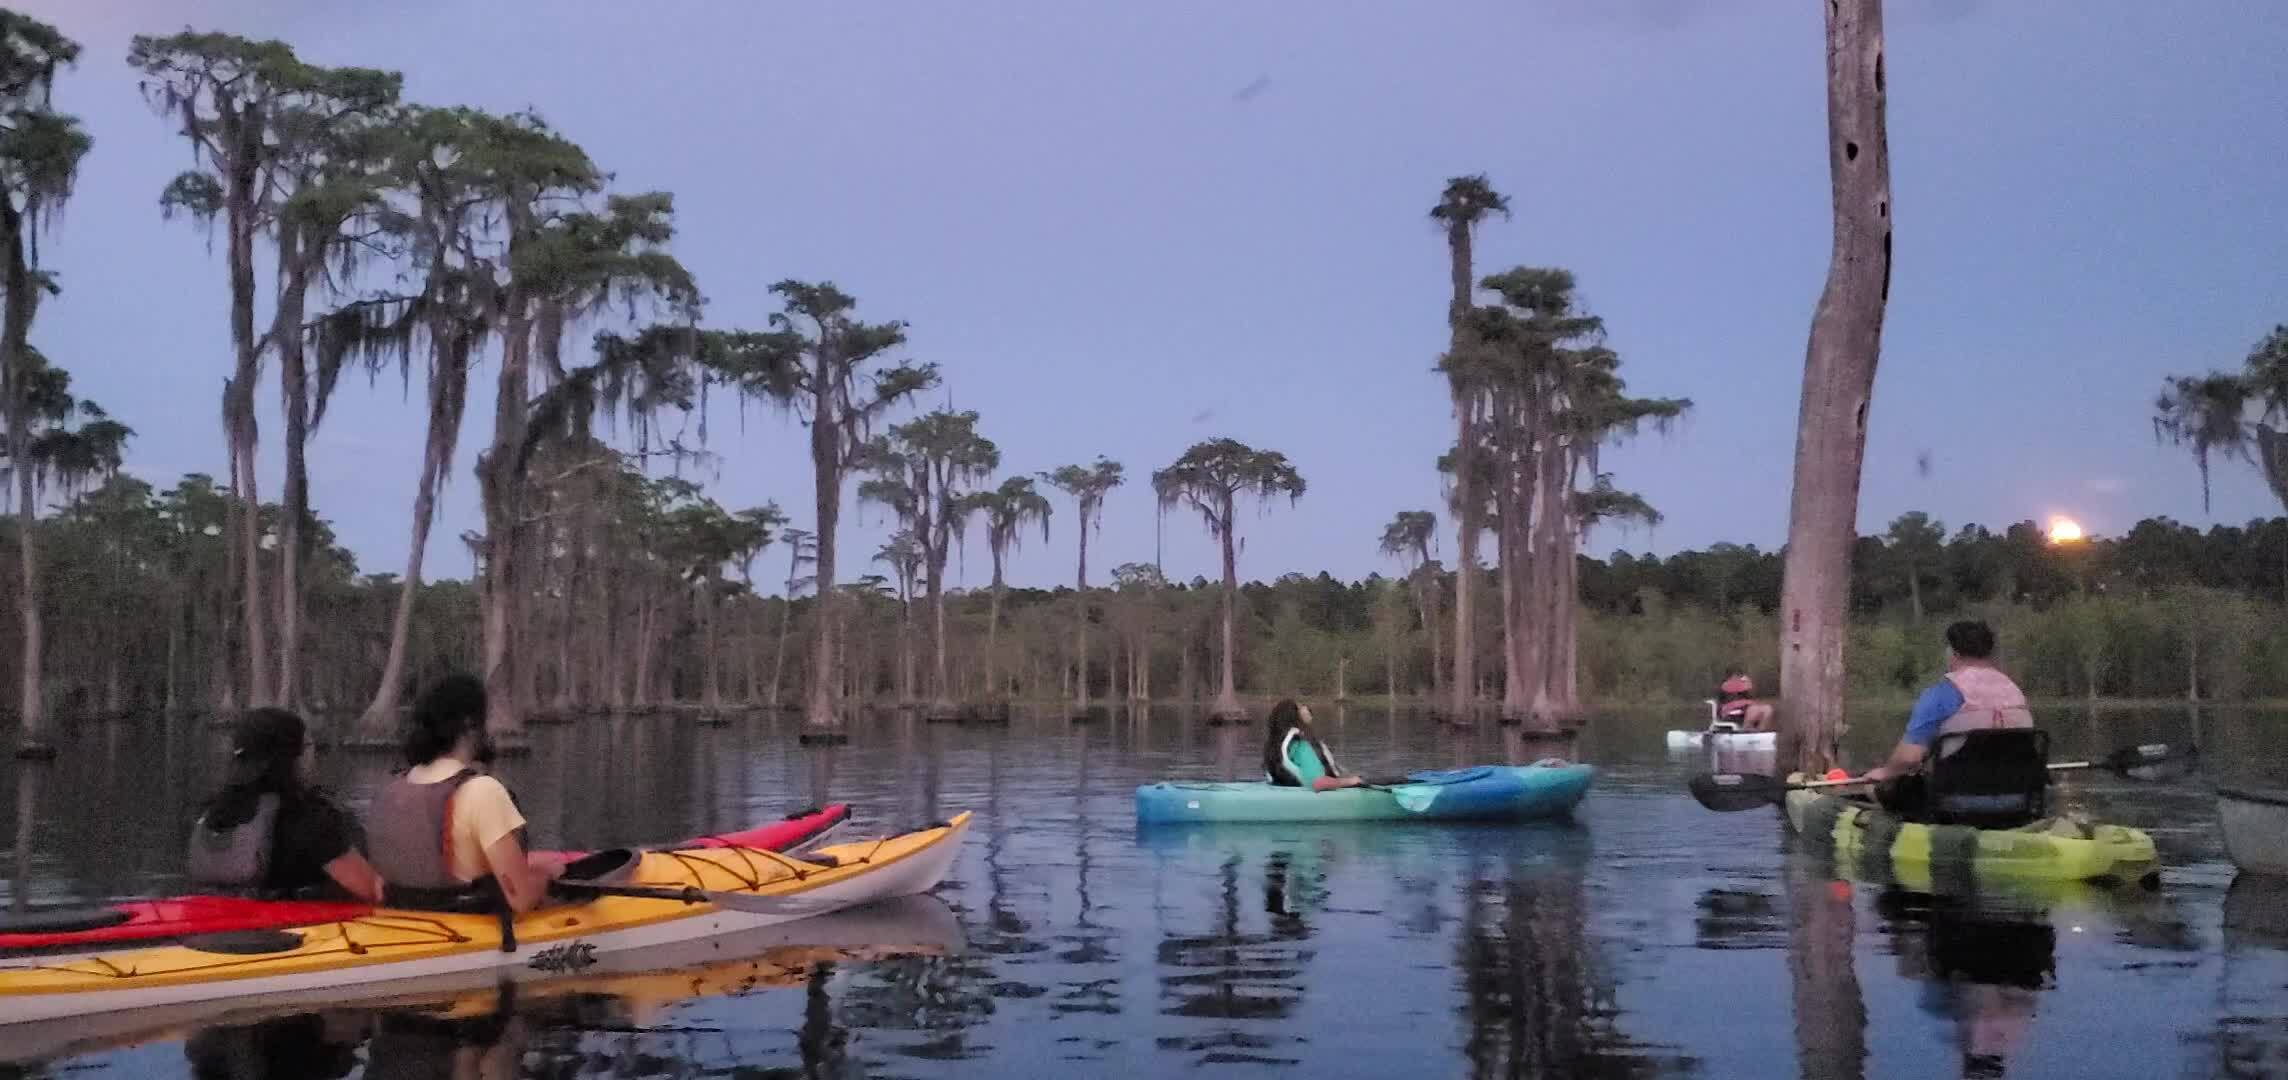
xmin=1784 ymin=780 xmax=2154 ymax=887
xmin=1 ymin=893 xmax=964 ymax=1064
xmin=0 ymin=814 xmax=969 ymax=1031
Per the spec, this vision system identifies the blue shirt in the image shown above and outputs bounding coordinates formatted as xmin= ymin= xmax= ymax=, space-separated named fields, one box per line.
xmin=1903 ymin=679 xmax=1965 ymax=748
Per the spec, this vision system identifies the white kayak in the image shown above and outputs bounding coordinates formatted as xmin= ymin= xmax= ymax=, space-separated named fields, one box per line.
xmin=1665 ymin=726 xmax=1776 ymax=751
xmin=2219 ymin=785 xmax=2288 ymax=877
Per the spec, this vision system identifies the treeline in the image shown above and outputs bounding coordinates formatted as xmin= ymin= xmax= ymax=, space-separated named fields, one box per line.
xmin=9 ymin=477 xmax=2284 ymax=720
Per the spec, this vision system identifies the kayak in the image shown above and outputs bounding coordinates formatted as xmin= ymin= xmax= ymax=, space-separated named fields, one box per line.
xmin=2216 ymin=784 xmax=2288 ymax=876
xmin=1784 ymin=778 xmax=2155 ymax=886
xmin=1134 ymin=763 xmax=1593 ymax=824
xmin=1666 ymin=728 xmax=1776 ymax=751
xmin=0 ymin=894 xmax=963 ymax=1064
xmin=0 ymin=804 xmax=852 ymax=954
xmin=0 ymin=813 xmax=967 ymax=1028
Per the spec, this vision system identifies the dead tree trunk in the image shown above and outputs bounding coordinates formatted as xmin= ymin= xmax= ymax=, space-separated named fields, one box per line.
xmin=1779 ymin=0 xmax=1893 ymax=775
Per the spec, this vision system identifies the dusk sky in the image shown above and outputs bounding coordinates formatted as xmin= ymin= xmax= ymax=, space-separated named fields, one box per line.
xmin=15 ymin=1 xmax=2288 ymax=595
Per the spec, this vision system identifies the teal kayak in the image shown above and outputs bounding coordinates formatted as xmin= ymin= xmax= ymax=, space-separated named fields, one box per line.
xmin=1133 ymin=763 xmax=1594 ymax=824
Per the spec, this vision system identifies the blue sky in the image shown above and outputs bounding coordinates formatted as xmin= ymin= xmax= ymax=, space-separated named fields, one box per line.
xmin=15 ymin=0 xmax=2288 ymax=593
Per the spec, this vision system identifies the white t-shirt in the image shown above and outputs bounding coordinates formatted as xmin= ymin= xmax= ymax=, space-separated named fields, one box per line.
xmin=406 ymin=758 xmax=527 ymax=884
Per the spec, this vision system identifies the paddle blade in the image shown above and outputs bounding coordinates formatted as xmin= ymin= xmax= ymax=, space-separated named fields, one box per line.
xmin=1689 ymin=772 xmax=1790 ymax=812
xmin=2103 ymin=742 xmax=2198 ymax=782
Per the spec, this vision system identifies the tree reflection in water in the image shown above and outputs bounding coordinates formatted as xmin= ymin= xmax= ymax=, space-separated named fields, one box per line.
xmin=1454 ymin=830 xmax=1689 ymax=1079
xmin=1156 ymin=852 xmax=1311 ymax=1066
xmin=2207 ymin=874 xmax=2288 ymax=1079
xmin=1048 ymin=720 xmax=1124 ymax=1060
xmin=1785 ymin=841 xmax=1867 ymax=1080
xmin=839 ymin=730 xmax=1034 ymax=1063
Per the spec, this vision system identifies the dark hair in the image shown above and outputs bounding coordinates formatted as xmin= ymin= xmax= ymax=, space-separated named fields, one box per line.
xmin=1945 ymin=620 xmax=1997 ymax=660
xmin=1262 ymin=699 xmax=1333 ymax=779
xmin=202 ymin=709 xmax=309 ymax=830
xmin=406 ymin=673 xmax=487 ymax=766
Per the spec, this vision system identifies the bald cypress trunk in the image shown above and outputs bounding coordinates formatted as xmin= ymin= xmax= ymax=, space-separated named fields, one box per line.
xmin=222 ymin=106 xmax=273 ymax=710
xmin=1448 ymin=217 xmax=1480 ymax=720
xmin=2 ymin=205 xmax=45 ymax=751
xmin=1779 ymin=0 xmax=1893 ymax=775
xmin=1214 ymin=494 xmax=1242 ymax=719
xmin=805 ymin=364 xmax=841 ymax=731
xmin=273 ymin=228 xmax=317 ymax=712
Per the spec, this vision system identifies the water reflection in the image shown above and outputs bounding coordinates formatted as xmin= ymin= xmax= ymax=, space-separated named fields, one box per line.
xmin=1693 ymin=886 xmax=1783 ymax=951
xmin=1155 ymin=851 xmax=1312 ymax=1066
xmin=10 ymin=766 xmax=34 ymax=915
xmin=2215 ymin=874 xmax=2288 ymax=1079
xmin=1875 ymin=891 xmax=2054 ymax=1078
xmin=1785 ymin=843 xmax=1868 ymax=1080
xmin=1454 ymin=831 xmax=1683 ymax=1078
xmin=3 ymin=704 xmax=2280 ymax=1077
xmin=183 ymin=1009 xmax=370 ymax=1079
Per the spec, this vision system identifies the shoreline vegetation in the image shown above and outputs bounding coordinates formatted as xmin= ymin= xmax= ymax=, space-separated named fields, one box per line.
xmin=1 ymin=14 xmax=2283 ymax=755
xmin=10 ymin=506 xmax=2287 ymax=736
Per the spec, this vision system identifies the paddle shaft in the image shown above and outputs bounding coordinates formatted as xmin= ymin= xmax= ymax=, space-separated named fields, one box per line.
xmin=552 ymin=877 xmax=843 ymax=915
xmin=555 ymin=880 xmax=709 ymax=905
xmin=1799 ymin=758 xmax=2105 ymax=791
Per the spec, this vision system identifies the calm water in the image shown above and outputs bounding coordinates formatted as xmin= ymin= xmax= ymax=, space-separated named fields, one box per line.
xmin=2 ymin=703 xmax=2285 ymax=1078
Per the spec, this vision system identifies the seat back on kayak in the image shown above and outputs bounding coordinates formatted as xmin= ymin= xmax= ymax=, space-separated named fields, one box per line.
xmin=1927 ymin=729 xmax=2049 ymax=829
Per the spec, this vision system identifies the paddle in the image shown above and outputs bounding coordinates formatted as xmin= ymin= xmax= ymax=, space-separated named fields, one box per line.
xmin=1688 ymin=742 xmax=2198 ymax=813
xmin=552 ymin=876 xmax=852 ymax=916
xmin=1345 ymin=768 xmax=1483 ymax=793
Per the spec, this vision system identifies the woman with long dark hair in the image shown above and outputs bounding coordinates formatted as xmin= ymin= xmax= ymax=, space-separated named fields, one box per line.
xmin=188 ymin=709 xmax=383 ymax=902
xmin=1261 ymin=699 xmax=1365 ymax=790
xmin=365 ymin=673 xmax=563 ymax=913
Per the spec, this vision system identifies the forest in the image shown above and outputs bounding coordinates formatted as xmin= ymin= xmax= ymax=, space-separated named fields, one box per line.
xmin=2 ymin=15 xmax=2285 ymax=747
xmin=7 ymin=481 xmax=2286 ymax=722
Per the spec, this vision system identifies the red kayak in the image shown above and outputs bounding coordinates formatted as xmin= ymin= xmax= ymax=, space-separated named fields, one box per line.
xmin=0 ymin=804 xmax=850 ymax=953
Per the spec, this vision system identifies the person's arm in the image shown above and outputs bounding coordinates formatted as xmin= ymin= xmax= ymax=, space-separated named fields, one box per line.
xmin=1864 ymin=681 xmax=1961 ymax=781
xmin=303 ymin=798 xmax=384 ymax=904
xmin=1295 ymin=735 xmax=1363 ymax=790
xmin=457 ymin=777 xmax=561 ymax=913
xmin=481 ymin=832 xmax=563 ymax=913
xmin=323 ymin=851 xmax=385 ymax=905
xmin=1864 ymin=742 xmax=1927 ymax=783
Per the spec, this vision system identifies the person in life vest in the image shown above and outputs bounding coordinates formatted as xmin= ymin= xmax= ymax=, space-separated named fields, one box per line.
xmin=1262 ymin=699 xmax=1365 ymax=791
xmin=1716 ymin=669 xmax=1775 ymax=731
xmin=365 ymin=674 xmax=564 ymax=912
xmin=187 ymin=708 xmax=383 ymax=902
xmin=1861 ymin=620 xmax=2034 ymax=815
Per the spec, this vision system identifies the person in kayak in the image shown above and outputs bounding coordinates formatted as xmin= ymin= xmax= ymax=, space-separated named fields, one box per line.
xmin=366 ymin=673 xmax=563 ymax=913
xmin=1861 ymin=620 xmax=2035 ymax=818
xmin=1716 ymin=669 xmax=1774 ymax=731
xmin=1262 ymin=699 xmax=1365 ymax=791
xmin=187 ymin=708 xmax=384 ymax=903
